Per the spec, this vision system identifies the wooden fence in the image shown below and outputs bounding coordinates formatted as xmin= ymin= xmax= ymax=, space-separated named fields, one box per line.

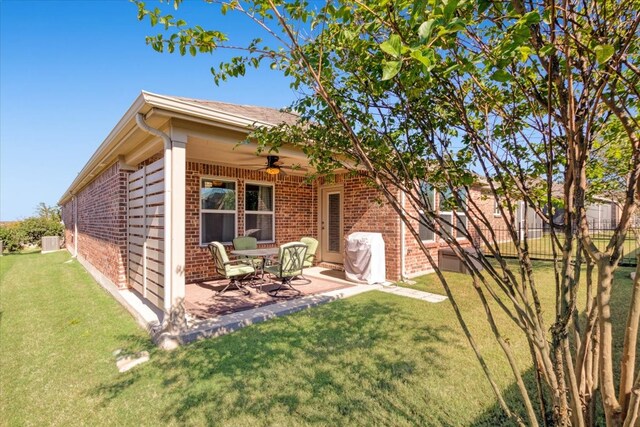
xmin=127 ymin=158 xmax=165 ymax=309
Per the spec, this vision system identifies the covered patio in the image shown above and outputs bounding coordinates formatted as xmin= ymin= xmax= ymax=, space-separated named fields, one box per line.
xmin=184 ymin=267 xmax=354 ymax=319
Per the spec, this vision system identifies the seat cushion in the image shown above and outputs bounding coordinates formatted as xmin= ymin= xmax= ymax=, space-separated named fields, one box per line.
xmin=227 ymin=264 xmax=255 ymax=277
xmin=264 ymin=264 xmax=301 ymax=278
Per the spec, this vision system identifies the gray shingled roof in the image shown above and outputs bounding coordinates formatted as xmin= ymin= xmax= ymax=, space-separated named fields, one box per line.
xmin=173 ymin=95 xmax=300 ymax=126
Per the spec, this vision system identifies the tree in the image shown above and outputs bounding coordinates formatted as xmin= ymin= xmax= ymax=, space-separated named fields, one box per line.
xmin=35 ymin=202 xmax=61 ymax=222
xmin=136 ymin=0 xmax=640 ymax=425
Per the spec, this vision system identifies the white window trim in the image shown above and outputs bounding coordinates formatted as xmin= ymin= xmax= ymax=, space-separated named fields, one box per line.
xmin=419 ymin=189 xmax=436 ymax=242
xmin=494 ymin=199 xmax=502 ymax=217
xmin=244 ymin=180 xmax=276 ymax=244
xmin=439 ymin=190 xmax=468 ymax=240
xmin=199 ymin=176 xmax=238 ymax=246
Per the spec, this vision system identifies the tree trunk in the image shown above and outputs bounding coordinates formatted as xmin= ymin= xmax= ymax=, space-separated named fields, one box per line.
xmin=619 ymin=260 xmax=640 ymax=416
xmin=597 ymin=260 xmax=624 ymax=426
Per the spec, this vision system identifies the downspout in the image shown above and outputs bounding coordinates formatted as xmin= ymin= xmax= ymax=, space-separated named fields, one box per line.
xmin=135 ymin=113 xmax=173 ymax=314
xmin=400 ymin=191 xmax=406 ymax=281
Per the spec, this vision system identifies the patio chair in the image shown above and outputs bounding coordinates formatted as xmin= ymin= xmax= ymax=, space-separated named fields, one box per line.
xmin=300 ymin=237 xmax=318 ymax=268
xmin=264 ymin=242 xmax=307 ymax=296
xmin=208 ymin=241 xmax=255 ymax=296
xmin=295 ymin=237 xmax=319 ymax=284
xmin=233 ymin=236 xmax=263 ymax=270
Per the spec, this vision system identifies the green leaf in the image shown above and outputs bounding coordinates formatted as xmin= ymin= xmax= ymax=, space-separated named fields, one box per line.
xmin=380 ymin=34 xmax=402 ymax=58
xmin=478 ymin=0 xmax=491 ymax=13
xmin=490 ymin=69 xmax=512 ymax=82
xmin=381 ymin=60 xmax=401 ymax=80
xmin=410 ymin=50 xmax=430 ymax=67
xmin=518 ymin=46 xmax=532 ymax=62
xmin=594 ymin=44 xmax=614 ymax=64
xmin=520 ymin=11 xmax=541 ymax=25
xmin=444 ymin=0 xmax=458 ymax=20
xmin=418 ymin=19 xmax=435 ymax=41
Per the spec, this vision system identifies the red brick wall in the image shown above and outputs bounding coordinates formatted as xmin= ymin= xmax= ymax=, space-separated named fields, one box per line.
xmin=61 ymin=199 xmax=74 ymax=252
xmin=319 ymin=173 xmax=402 ymax=281
xmin=402 ymin=186 xmax=482 ymax=278
xmin=61 ymin=162 xmax=130 ymax=287
xmin=185 ymin=161 xmax=315 ymax=283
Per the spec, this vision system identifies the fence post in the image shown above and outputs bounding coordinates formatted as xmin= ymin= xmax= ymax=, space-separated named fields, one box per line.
xmin=518 ymin=221 xmax=522 ymax=242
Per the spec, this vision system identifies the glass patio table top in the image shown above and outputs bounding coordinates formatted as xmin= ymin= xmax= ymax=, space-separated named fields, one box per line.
xmin=230 ymin=247 xmax=279 ymax=257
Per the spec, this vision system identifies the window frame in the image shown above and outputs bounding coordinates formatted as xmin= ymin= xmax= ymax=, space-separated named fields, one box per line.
xmin=418 ymin=183 xmax=436 ymax=243
xmin=244 ymin=180 xmax=276 ymax=243
xmin=455 ymin=189 xmax=468 ymax=240
xmin=438 ymin=188 xmax=468 ymax=240
xmin=199 ymin=176 xmax=238 ymax=246
xmin=494 ymin=199 xmax=502 ymax=217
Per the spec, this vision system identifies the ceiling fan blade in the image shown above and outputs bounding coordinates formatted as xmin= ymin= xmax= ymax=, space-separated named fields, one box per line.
xmin=280 ymin=165 xmax=308 ymax=172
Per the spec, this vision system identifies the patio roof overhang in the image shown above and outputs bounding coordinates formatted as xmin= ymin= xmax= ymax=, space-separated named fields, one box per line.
xmin=59 ymin=91 xmax=313 ymax=205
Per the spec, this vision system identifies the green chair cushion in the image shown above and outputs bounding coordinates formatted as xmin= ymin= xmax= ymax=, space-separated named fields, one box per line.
xmin=233 ymin=236 xmax=258 ymax=250
xmin=227 ymin=264 xmax=256 ymax=277
xmin=300 ymin=237 xmax=318 ymax=268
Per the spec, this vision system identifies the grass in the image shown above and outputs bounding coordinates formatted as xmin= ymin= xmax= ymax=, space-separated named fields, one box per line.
xmin=1 ymin=251 xmax=636 ymax=426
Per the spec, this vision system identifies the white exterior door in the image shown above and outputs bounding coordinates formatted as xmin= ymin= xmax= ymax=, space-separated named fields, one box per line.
xmin=320 ymin=186 xmax=343 ymax=263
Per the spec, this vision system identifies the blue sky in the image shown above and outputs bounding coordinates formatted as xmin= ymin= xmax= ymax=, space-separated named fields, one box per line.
xmin=0 ymin=0 xmax=295 ymax=221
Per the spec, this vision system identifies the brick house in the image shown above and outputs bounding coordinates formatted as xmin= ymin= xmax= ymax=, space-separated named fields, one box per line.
xmin=60 ymin=91 xmax=487 ymax=314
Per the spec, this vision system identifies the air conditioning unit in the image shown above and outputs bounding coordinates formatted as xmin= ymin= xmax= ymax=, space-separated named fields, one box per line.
xmin=41 ymin=236 xmax=61 ymax=254
xmin=438 ymin=247 xmax=484 ymax=274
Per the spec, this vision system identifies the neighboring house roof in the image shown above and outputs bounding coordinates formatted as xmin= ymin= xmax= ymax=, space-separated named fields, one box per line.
xmin=59 ymin=91 xmax=299 ymax=205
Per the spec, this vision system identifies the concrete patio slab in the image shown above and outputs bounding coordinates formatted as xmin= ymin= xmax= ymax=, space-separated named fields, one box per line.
xmin=179 ymin=283 xmax=380 ymax=344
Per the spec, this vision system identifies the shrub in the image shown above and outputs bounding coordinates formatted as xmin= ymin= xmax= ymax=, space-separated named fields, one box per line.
xmin=0 ymin=203 xmax=64 ymax=253
xmin=19 ymin=217 xmax=63 ymax=246
xmin=0 ymin=224 xmax=26 ymax=253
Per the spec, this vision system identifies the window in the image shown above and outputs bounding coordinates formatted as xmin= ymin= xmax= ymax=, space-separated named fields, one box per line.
xmin=245 ymin=183 xmax=274 ymax=242
xmin=439 ymin=188 xmax=454 ymax=237
xmin=494 ymin=199 xmax=502 ymax=216
xmin=456 ymin=189 xmax=468 ymax=238
xmin=418 ymin=183 xmax=435 ymax=241
xmin=439 ymin=188 xmax=467 ymax=238
xmin=200 ymin=178 xmax=236 ymax=244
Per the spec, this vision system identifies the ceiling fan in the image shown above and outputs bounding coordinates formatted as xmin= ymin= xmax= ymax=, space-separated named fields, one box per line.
xmin=249 ymin=155 xmax=307 ymax=175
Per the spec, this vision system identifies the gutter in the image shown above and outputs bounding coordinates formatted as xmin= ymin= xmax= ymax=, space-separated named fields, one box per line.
xmin=135 ymin=113 xmax=173 ymax=314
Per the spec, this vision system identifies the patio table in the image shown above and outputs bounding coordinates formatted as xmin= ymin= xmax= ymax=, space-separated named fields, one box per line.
xmin=230 ymin=247 xmax=280 ymax=290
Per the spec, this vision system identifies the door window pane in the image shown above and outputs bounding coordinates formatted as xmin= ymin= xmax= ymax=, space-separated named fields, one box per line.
xmin=328 ymin=193 xmax=341 ymax=252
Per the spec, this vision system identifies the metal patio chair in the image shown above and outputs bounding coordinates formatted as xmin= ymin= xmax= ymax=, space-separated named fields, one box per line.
xmin=208 ymin=241 xmax=255 ymax=296
xmin=295 ymin=236 xmax=319 ymax=284
xmin=264 ymin=242 xmax=307 ymax=297
xmin=233 ymin=236 xmax=263 ymax=270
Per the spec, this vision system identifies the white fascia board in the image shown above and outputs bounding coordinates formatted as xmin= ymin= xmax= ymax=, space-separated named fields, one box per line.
xmin=142 ymin=91 xmax=281 ymax=130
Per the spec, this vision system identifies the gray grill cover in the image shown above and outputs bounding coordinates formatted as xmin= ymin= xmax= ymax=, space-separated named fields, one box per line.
xmin=344 ymin=232 xmax=386 ymax=284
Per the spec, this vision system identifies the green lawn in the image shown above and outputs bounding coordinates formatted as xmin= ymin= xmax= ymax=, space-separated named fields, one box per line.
xmin=1 ymin=251 xmax=636 ymax=426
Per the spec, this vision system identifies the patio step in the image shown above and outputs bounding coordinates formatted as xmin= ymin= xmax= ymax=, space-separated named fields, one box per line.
xmin=316 ymin=262 xmax=344 ymax=271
